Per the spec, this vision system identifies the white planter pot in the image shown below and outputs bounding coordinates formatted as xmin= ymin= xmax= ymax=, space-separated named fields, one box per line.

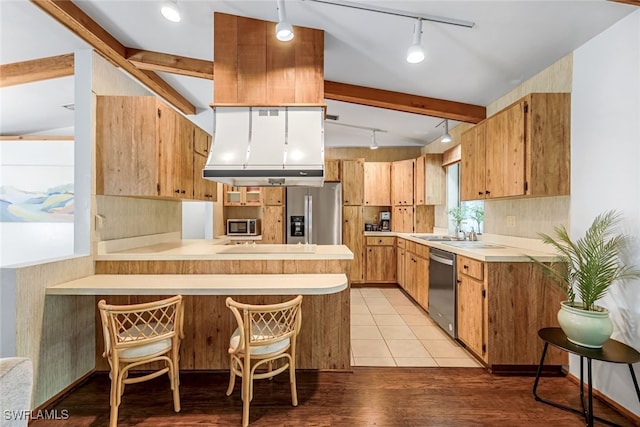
xmin=557 ymin=301 xmax=613 ymax=348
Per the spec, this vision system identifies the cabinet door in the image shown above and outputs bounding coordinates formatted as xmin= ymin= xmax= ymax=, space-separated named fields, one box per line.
xmin=224 ymin=185 xmax=243 ymax=206
xmin=461 ymin=123 xmax=486 ymax=201
xmin=415 ymin=254 xmax=429 ymax=310
xmin=261 ymin=206 xmax=285 ymax=243
xmin=342 ymin=206 xmax=364 ymax=283
xmin=393 ymin=206 xmax=414 ymax=233
xmin=193 ymin=153 xmax=217 ymax=201
xmin=324 ymin=159 xmax=341 ymax=182
xmin=405 ymin=252 xmax=418 ymax=302
xmin=391 ymin=159 xmax=414 ymax=205
xmin=95 ymin=96 xmax=158 ymax=197
xmin=366 ymin=246 xmax=396 ymax=283
xmin=485 ymin=101 xmax=525 ymax=198
xmin=244 ymin=187 xmax=262 ymax=206
xmin=193 ymin=126 xmax=210 ymax=157
xmin=158 ymin=102 xmax=193 ymax=198
xmin=457 ymin=274 xmax=486 ymax=360
xmin=263 ymin=187 xmax=285 ymax=206
xmin=397 ymin=246 xmax=406 ymax=289
xmin=342 ymin=159 xmax=364 ymax=205
xmin=414 ymin=156 xmax=426 ymax=205
xmin=364 ymin=162 xmax=391 ymax=206
xmin=424 ymin=154 xmax=445 ymax=205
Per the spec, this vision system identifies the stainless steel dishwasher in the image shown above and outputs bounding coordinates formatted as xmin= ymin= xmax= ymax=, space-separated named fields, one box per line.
xmin=428 ymin=247 xmax=457 ymax=338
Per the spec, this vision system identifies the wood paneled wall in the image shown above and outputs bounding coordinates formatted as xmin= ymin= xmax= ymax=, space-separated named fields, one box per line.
xmin=213 ymin=13 xmax=324 ymax=104
xmin=326 ymin=147 xmax=422 ymax=162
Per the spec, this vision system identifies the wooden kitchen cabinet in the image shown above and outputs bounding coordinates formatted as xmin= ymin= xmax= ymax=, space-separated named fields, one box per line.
xmin=404 ymin=242 xmax=428 ymax=310
xmin=460 ymin=93 xmax=570 ymax=202
xmin=392 ymin=206 xmax=414 ymax=233
xmin=342 ymin=206 xmax=364 ymax=283
xmin=364 ymin=162 xmax=391 ymax=206
xmin=263 ymin=187 xmax=285 ymax=206
xmin=457 ymin=256 xmax=487 ymax=363
xmin=193 ymin=125 xmax=210 ymax=157
xmin=365 ymin=236 xmax=396 ymax=283
xmin=391 ymin=159 xmax=414 ymax=206
xmin=223 ymin=185 xmax=262 ymax=206
xmin=96 ymin=96 xmax=199 ymax=199
xmin=193 ymin=152 xmax=217 ymax=201
xmin=414 ymin=154 xmax=445 ymax=205
xmin=261 ymin=205 xmax=285 ymax=243
xmin=324 ymin=159 xmax=341 ymax=182
xmin=342 ymin=159 xmax=364 ymax=206
xmin=456 ymin=255 xmax=567 ymax=371
xmin=396 ymin=238 xmax=406 ymax=289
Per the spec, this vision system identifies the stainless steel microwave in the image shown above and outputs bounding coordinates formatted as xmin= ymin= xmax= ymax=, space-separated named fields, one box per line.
xmin=227 ymin=219 xmax=261 ymax=236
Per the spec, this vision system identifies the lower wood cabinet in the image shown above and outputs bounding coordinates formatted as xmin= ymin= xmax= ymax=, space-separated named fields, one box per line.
xmin=343 ymin=206 xmax=364 ymax=283
xmin=456 ymin=255 xmax=567 ymax=371
xmin=396 ymin=238 xmax=406 ymax=289
xmin=365 ymin=236 xmax=396 ymax=283
xmin=404 ymin=242 xmax=428 ymax=310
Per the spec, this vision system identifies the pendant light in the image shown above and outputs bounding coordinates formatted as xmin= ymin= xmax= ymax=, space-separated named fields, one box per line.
xmin=441 ymin=119 xmax=452 ymax=143
xmin=370 ymin=130 xmax=379 ymax=150
xmin=276 ymin=0 xmax=294 ymax=42
xmin=160 ymin=0 xmax=181 ymax=23
xmin=406 ymin=19 xmax=425 ymax=64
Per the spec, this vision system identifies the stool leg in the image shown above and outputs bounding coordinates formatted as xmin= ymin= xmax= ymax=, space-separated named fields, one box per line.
xmin=630 ymin=364 xmax=640 ymax=406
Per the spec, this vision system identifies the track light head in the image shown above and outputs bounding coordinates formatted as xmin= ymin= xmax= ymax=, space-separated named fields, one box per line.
xmin=161 ymin=0 xmax=181 ymax=23
xmin=407 ymin=19 xmax=425 ymax=64
xmin=276 ymin=0 xmax=294 ymax=41
xmin=441 ymin=120 xmax=452 ymax=143
xmin=370 ymin=130 xmax=379 ymax=150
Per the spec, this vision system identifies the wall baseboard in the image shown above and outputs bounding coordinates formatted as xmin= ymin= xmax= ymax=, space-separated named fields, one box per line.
xmin=34 ymin=370 xmax=95 ymax=412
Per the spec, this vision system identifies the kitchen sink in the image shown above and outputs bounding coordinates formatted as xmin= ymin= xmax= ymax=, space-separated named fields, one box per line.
xmin=440 ymin=241 xmax=504 ymax=249
xmin=411 ymin=235 xmax=461 ymax=242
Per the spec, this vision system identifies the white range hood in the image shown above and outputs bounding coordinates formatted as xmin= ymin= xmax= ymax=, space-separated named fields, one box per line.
xmin=203 ymin=106 xmax=325 ymax=187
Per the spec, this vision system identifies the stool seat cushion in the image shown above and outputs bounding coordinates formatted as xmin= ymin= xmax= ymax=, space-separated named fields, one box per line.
xmin=118 ymin=323 xmax=172 ymax=359
xmin=230 ymin=325 xmax=290 ymax=356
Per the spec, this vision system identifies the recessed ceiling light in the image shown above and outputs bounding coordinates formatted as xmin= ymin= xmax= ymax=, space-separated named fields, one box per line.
xmin=161 ymin=0 xmax=181 ymax=23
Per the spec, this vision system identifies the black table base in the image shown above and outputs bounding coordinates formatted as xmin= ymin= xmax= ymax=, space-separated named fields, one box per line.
xmin=532 ymin=328 xmax=640 ymax=427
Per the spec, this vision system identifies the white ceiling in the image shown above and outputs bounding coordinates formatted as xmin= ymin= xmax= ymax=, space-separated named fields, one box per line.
xmin=0 ymin=0 xmax=636 ymax=149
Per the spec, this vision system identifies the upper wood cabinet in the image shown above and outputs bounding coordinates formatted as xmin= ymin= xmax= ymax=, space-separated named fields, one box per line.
xmin=193 ymin=125 xmax=210 ymax=157
xmin=263 ymin=187 xmax=285 ymax=206
xmin=324 ymin=159 xmax=341 ymax=182
xmin=341 ymin=159 xmax=364 ymax=206
xmin=391 ymin=159 xmax=414 ymax=206
xmin=460 ymin=93 xmax=570 ymax=201
xmin=392 ymin=206 xmax=414 ymax=233
xmin=193 ymin=152 xmax=217 ymax=201
xmin=414 ymin=154 xmax=445 ymax=205
xmin=364 ymin=162 xmax=391 ymax=206
xmin=223 ymin=185 xmax=262 ymax=206
xmin=96 ymin=96 xmax=206 ymax=200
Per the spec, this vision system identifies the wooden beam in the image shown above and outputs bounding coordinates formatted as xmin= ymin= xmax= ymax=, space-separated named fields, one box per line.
xmin=324 ymin=81 xmax=486 ymax=124
xmin=125 ymin=48 xmax=214 ymax=80
xmin=608 ymin=0 xmax=640 ymax=6
xmin=0 ymin=53 xmax=74 ymax=88
xmin=0 ymin=135 xmax=74 ymax=141
xmin=30 ymin=0 xmax=196 ymax=115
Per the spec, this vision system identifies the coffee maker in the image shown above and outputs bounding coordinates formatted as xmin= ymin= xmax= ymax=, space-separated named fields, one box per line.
xmin=380 ymin=211 xmax=391 ymax=231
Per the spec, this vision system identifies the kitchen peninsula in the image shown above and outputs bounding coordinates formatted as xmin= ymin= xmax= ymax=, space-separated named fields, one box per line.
xmin=52 ymin=237 xmax=353 ymax=371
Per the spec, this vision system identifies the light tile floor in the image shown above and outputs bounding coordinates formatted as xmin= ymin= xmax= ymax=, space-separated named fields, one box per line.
xmin=351 ymin=287 xmax=482 ymax=367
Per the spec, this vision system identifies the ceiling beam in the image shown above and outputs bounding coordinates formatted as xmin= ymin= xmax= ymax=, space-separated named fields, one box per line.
xmin=608 ymin=0 xmax=640 ymax=6
xmin=324 ymin=81 xmax=486 ymax=124
xmin=0 ymin=53 xmax=74 ymax=88
xmin=30 ymin=0 xmax=196 ymax=115
xmin=125 ymin=49 xmax=214 ymax=80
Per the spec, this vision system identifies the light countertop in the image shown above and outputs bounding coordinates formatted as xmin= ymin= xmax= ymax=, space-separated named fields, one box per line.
xmin=96 ymin=239 xmax=354 ymax=261
xmin=46 ymin=273 xmax=349 ymax=296
xmin=365 ymin=231 xmax=561 ymax=262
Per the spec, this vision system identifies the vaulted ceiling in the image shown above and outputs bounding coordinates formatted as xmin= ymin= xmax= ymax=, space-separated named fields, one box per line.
xmin=0 ymin=1 xmax=637 ymax=150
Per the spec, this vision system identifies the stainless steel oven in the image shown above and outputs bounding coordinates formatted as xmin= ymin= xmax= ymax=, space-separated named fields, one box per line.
xmin=428 ymin=247 xmax=457 ymax=338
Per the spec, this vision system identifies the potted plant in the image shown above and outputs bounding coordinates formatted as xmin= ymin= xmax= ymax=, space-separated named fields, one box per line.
xmin=469 ymin=206 xmax=484 ymax=234
xmin=448 ymin=206 xmax=466 ymax=239
xmin=530 ymin=210 xmax=640 ymax=348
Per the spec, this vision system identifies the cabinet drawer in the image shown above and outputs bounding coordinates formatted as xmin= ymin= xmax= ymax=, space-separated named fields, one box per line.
xmin=458 ymin=256 xmax=484 ymax=281
xmin=414 ymin=242 xmax=429 ymax=259
xmin=366 ymin=236 xmax=396 ymax=246
xmin=397 ymin=238 xmax=406 ymax=249
xmin=406 ymin=241 xmax=417 ymax=254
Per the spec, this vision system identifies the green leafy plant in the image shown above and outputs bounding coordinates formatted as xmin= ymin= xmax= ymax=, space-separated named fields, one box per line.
xmin=469 ymin=206 xmax=484 ymax=233
xmin=529 ymin=210 xmax=640 ymax=311
xmin=448 ymin=206 xmax=466 ymax=231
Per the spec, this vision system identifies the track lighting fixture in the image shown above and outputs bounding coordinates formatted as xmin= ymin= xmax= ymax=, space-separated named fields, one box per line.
xmin=370 ymin=130 xmax=379 ymax=150
xmin=438 ymin=119 xmax=452 ymax=143
xmin=276 ymin=0 xmax=294 ymax=42
xmin=160 ymin=0 xmax=181 ymax=23
xmin=406 ymin=19 xmax=425 ymax=64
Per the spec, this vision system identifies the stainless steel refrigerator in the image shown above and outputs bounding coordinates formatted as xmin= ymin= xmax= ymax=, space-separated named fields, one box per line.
xmin=286 ymin=183 xmax=342 ymax=245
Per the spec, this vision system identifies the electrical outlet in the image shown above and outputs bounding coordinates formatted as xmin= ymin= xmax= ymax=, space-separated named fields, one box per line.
xmin=506 ymin=215 xmax=516 ymax=227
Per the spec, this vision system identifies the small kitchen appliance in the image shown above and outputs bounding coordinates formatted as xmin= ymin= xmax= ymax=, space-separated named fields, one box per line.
xmin=380 ymin=211 xmax=391 ymax=231
xmin=227 ymin=219 xmax=261 ymax=236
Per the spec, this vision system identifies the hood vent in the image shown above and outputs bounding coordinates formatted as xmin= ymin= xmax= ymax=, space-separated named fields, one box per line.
xmin=203 ymin=106 xmax=325 ymax=187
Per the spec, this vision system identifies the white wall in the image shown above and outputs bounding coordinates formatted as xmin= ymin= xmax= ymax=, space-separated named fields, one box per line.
xmin=182 ymin=201 xmax=214 ymax=239
xmin=571 ymin=9 xmax=640 ymax=416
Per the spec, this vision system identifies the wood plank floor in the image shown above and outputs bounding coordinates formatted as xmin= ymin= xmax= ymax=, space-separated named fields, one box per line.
xmin=31 ymin=368 xmax=636 ymax=426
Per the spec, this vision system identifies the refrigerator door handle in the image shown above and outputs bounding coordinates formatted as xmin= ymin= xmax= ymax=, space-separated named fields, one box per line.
xmin=307 ymin=194 xmax=313 ymax=244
